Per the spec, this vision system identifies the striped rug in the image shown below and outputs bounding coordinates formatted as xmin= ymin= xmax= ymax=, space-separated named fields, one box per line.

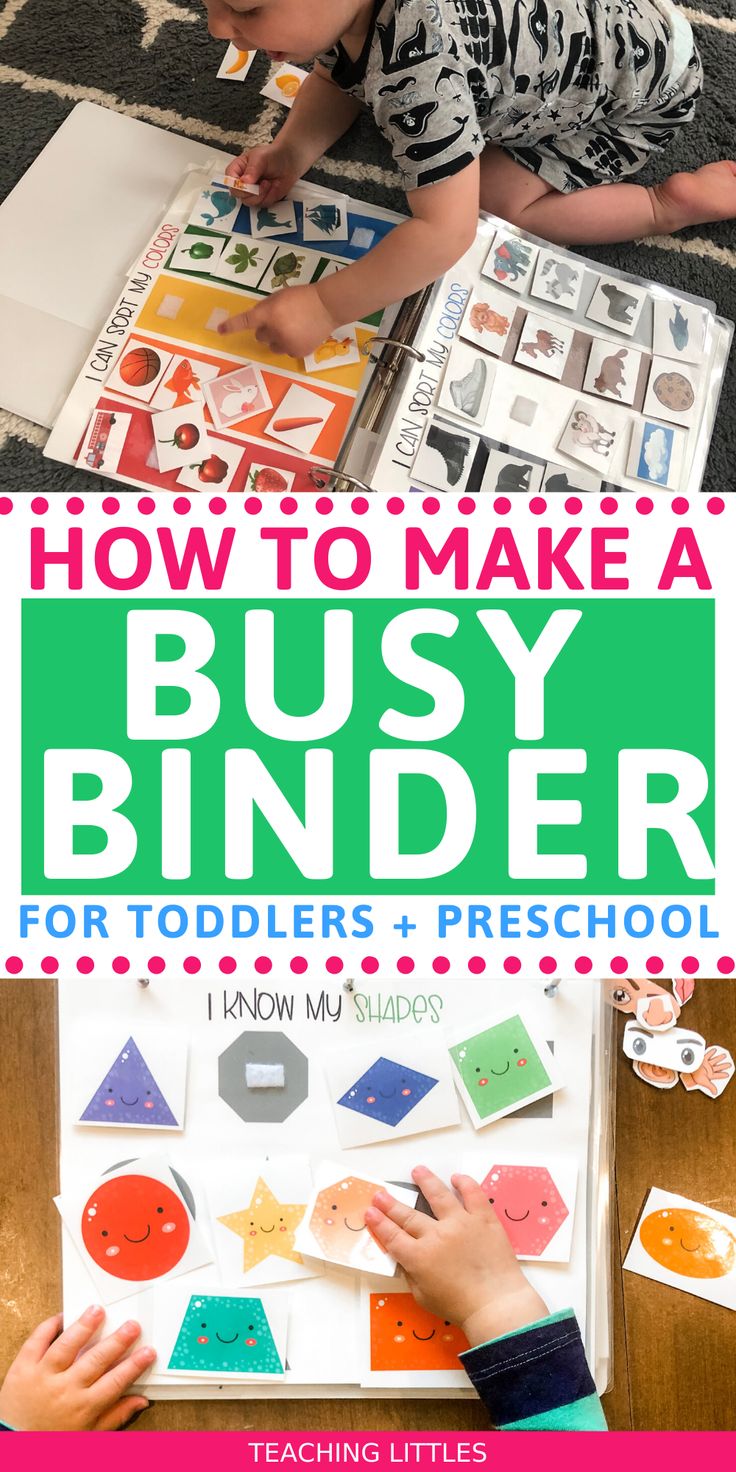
xmin=0 ymin=0 xmax=733 ymax=492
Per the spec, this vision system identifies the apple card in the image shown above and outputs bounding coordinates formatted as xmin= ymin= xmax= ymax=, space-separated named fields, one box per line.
xmin=293 ymin=1162 xmax=417 ymax=1276
xmin=482 ymin=231 xmax=538 ymax=293
xmin=643 ymin=355 xmax=702 ymax=428
xmin=459 ymin=287 xmax=515 ymax=355
xmin=437 ymin=341 xmax=495 ymax=423
xmin=260 ymin=63 xmax=308 ymax=108
xmin=204 ymin=364 xmax=272 ymax=431
xmin=513 ymin=312 xmax=575 ymax=381
xmin=624 ymin=1187 xmax=736 ymax=1311
xmin=249 ymin=200 xmax=298 ymax=238
xmin=264 ymin=383 xmax=334 ymax=453
xmin=152 ymin=403 xmax=211 ymax=472
xmin=530 ymin=249 xmax=585 ymax=311
xmin=583 ymin=339 xmax=644 ymax=406
xmin=217 ymin=44 xmax=257 ymax=81
xmin=176 ymin=436 xmax=247 ymax=493
xmin=150 ymin=356 xmax=220 ymax=412
xmin=304 ymin=325 xmax=361 ymax=374
xmin=626 ymin=419 xmax=687 ymax=490
xmin=652 ymin=297 xmax=709 ymax=363
xmin=585 ymin=276 xmax=648 ymax=337
xmin=168 ymin=233 xmax=226 ymax=276
xmin=105 ymin=342 xmax=174 ymax=404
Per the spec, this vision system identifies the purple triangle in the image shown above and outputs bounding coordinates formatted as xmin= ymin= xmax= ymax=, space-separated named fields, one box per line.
xmin=80 ymin=1036 xmax=179 ymax=1127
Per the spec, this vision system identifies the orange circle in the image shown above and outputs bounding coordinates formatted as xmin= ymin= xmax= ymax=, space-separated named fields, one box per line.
xmin=81 ymin=1173 xmax=190 ymax=1280
xmin=639 ymin=1207 xmax=736 ymax=1279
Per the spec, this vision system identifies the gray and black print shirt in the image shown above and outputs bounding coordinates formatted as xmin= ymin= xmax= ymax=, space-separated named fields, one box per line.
xmin=317 ymin=0 xmax=700 ymax=194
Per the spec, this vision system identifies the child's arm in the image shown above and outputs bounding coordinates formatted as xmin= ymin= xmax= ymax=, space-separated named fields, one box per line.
xmin=218 ymin=162 xmax=480 ymax=359
xmin=226 ymin=66 xmax=364 ymax=208
xmin=0 ymin=1306 xmax=155 ymax=1431
xmin=366 ymin=1167 xmax=607 ymax=1432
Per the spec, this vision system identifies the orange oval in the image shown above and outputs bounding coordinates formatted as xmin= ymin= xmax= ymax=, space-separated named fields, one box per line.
xmin=639 ymin=1207 xmax=736 ymax=1279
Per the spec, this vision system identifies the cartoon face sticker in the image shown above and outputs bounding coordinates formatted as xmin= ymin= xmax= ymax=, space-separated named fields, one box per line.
xmin=639 ymin=1208 xmax=736 ymax=1280
xmin=449 ymin=1016 xmax=551 ymax=1120
xmin=81 ymin=1172 xmax=190 ymax=1281
xmin=481 ymin=1165 xmax=569 ymax=1257
xmin=308 ymin=1177 xmax=382 ymax=1265
xmin=369 ymin=1294 xmax=469 ymax=1371
xmin=633 ymin=1060 xmax=679 ymax=1089
xmin=603 ymin=978 xmax=692 ymax=1023
xmin=218 ymin=1177 xmax=306 ymax=1272
xmin=337 ymin=1057 xmax=438 ymax=1128
xmin=79 ymin=1036 xmax=179 ymax=1127
xmin=623 ymin=1022 xmax=706 ymax=1076
xmin=168 ymin=1295 xmax=283 ymax=1374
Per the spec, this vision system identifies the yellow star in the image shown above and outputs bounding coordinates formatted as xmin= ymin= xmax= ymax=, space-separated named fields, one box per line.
xmin=218 ymin=1177 xmax=306 ymax=1272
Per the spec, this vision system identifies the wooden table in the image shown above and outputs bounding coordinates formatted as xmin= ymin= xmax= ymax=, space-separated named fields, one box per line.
xmin=1 ymin=979 xmax=735 ymax=1431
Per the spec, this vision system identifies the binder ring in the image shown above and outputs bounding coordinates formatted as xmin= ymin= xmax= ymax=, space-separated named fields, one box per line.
xmin=361 ymin=336 xmax=426 ymax=363
xmin=308 ymin=467 xmax=374 ymax=494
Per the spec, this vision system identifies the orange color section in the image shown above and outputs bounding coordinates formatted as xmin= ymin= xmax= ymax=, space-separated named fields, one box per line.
xmin=369 ymin=1293 xmax=469 ymax=1371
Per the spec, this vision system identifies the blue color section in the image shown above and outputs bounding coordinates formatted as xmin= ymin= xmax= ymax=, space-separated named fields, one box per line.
xmin=337 ymin=1056 xmax=438 ymax=1127
xmin=80 ymin=1036 xmax=178 ymax=1128
xmin=231 ymin=199 xmax=396 ymax=260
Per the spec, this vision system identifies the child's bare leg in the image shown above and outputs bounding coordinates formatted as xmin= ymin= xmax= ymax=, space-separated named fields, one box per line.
xmin=479 ymin=146 xmax=736 ymax=245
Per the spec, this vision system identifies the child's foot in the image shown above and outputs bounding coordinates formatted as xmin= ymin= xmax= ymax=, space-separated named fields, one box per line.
xmin=652 ymin=161 xmax=736 ymax=232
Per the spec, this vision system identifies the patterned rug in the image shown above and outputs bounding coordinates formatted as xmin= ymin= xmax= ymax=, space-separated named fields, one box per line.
xmin=0 ymin=0 xmax=734 ymax=492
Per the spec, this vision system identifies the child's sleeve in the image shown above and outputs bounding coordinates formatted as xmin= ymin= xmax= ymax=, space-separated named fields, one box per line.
xmin=459 ymin=1309 xmax=607 ymax=1430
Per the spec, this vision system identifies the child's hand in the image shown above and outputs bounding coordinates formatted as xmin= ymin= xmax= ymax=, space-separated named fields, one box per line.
xmin=217 ymin=283 xmax=340 ymax=360
xmin=0 ymin=1306 xmax=155 ymax=1431
xmin=226 ymin=143 xmax=304 ymax=208
xmin=365 ymin=1166 xmax=548 ymax=1348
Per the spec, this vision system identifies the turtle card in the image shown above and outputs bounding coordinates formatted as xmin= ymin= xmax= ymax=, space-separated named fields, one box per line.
xmin=209 ymin=1156 xmax=321 ymax=1287
xmin=105 ymin=342 xmax=174 ymax=404
xmin=204 ymin=363 xmax=272 ymax=431
xmin=642 ymin=356 xmax=702 ymax=428
xmin=264 ymin=383 xmax=334 ymax=453
xmin=513 ymin=312 xmax=575 ymax=381
xmin=152 ymin=403 xmax=211 ymax=472
xmin=437 ymin=341 xmax=495 ymax=423
xmin=293 ymin=1163 xmax=417 ymax=1276
xmin=176 ymin=436 xmax=247 ymax=494
xmin=361 ymin=1285 xmax=470 ymax=1389
xmin=302 ymin=196 xmax=350 ymax=243
xmin=303 ymin=325 xmax=362 ymax=374
xmin=459 ymin=287 xmax=515 ymax=356
xmin=557 ymin=399 xmax=622 ymax=473
xmin=412 ymin=417 xmax=481 ymax=494
xmin=188 ymin=183 xmax=242 ymax=235
xmin=480 ymin=446 xmax=545 ymax=495
xmin=481 ymin=231 xmax=538 ymax=293
xmin=260 ymin=63 xmax=309 ymax=108
xmin=55 ymin=1155 xmax=213 ymax=1304
xmin=168 ymin=233 xmax=226 ymax=276
xmin=623 ymin=1187 xmax=736 ymax=1311
xmin=627 ymin=419 xmax=687 ymax=490
xmin=447 ymin=1010 xmax=562 ymax=1128
xmin=652 ymin=297 xmax=709 ymax=364
xmin=530 ymin=249 xmax=585 ymax=312
xmin=325 ymin=1038 xmax=460 ymax=1148
xmin=583 ymin=339 xmax=644 ymax=406
xmin=217 ymin=44 xmax=257 ymax=81
xmin=249 ymin=200 xmax=298 ymax=238
xmin=462 ymin=1154 xmax=578 ymax=1263
xmin=585 ymin=276 xmax=648 ymax=337
xmin=213 ymin=238 xmax=278 ymax=288
xmin=155 ymin=1284 xmax=287 ymax=1379
xmin=73 ymin=1023 xmax=187 ymax=1132
xmin=260 ymin=246 xmax=323 ymax=293
xmin=150 ymin=356 xmax=220 ymax=412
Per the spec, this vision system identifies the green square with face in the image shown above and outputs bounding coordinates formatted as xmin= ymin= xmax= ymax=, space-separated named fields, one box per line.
xmin=449 ymin=1016 xmax=551 ymax=1119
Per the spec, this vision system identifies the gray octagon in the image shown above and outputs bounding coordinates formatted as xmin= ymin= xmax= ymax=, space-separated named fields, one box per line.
xmin=218 ymin=1030 xmax=309 ymax=1124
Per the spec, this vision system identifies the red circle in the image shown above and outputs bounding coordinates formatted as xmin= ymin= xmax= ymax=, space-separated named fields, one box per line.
xmin=387 ymin=497 xmax=404 ymax=515
xmin=397 ymin=956 xmax=414 ymax=974
xmin=183 ymin=956 xmax=201 ymax=974
xmin=432 ymin=956 xmax=450 ymax=974
xmin=517 ymin=1058 xmax=528 ymax=1067
xmin=137 ymin=497 xmax=155 ymax=515
xmin=5 ymin=957 xmax=23 ymax=974
xmin=458 ymin=496 xmax=475 ymax=515
xmin=539 ymin=956 xmax=557 ymax=974
xmin=609 ymin=955 xmax=628 ymax=974
xmin=646 ymin=956 xmax=664 ymax=974
xmin=468 ymin=956 xmax=486 ymax=974
xmin=325 ymin=956 xmax=343 ymax=974
xmin=81 ymin=1174 xmax=190 ymax=1281
xmin=31 ymin=497 xmax=49 ymax=515
xmin=40 ymin=956 xmax=58 ymax=974
xmin=635 ymin=497 xmax=653 ymax=515
xmin=681 ymin=956 xmax=699 ymax=974
xmin=0 ymin=497 xmax=13 ymax=515
xmin=254 ymin=956 xmax=272 ymax=974
xmin=361 ymin=956 xmax=379 ymax=974
xmin=575 ymin=956 xmax=593 ymax=974
xmin=244 ymin=496 xmax=262 ymax=514
xmin=529 ymin=497 xmax=546 ymax=515
xmin=111 ymin=957 xmax=130 ymax=975
xmin=422 ymin=497 xmax=440 ymax=515
xmin=316 ymin=497 xmax=333 ymax=515
xmin=173 ymin=496 xmax=191 ymax=515
xmin=707 ymin=497 xmax=725 ymax=515
xmin=564 ymin=497 xmax=582 ymax=515
xmin=75 ymin=957 xmax=93 ymax=974
xmin=351 ymin=497 xmax=369 ymax=515
xmin=219 ymin=956 xmax=237 ymax=974
xmin=280 ymin=496 xmax=298 ymax=515
xmin=290 ymin=956 xmax=308 ymax=974
xmin=66 ymin=497 xmax=84 ymax=515
xmin=102 ymin=497 xmax=120 ymax=515
xmin=600 ymin=496 xmax=618 ymax=516
xmin=672 ymin=497 xmax=689 ymax=516
xmin=478 ymin=1077 xmax=488 ymax=1087
xmin=493 ymin=496 xmax=511 ymax=514
xmin=717 ymin=956 xmax=735 ymax=974
xmin=245 ymin=1338 xmax=257 ymax=1347
xmin=209 ymin=497 xmax=227 ymax=515
xmin=148 ymin=956 xmax=166 ymax=974
xmin=503 ymin=956 xmax=521 ymax=974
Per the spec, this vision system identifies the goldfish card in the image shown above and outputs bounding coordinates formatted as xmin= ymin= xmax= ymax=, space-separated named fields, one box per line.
xmin=325 ymin=1037 xmax=460 ymax=1148
xmin=361 ymin=1284 xmax=470 ymax=1389
xmin=293 ymin=1163 xmax=417 ymax=1277
xmin=448 ymin=1010 xmax=563 ymax=1128
xmin=155 ymin=1284 xmax=287 ymax=1379
xmin=55 ymin=1155 xmax=212 ymax=1303
xmin=463 ymin=1155 xmax=578 ymax=1263
xmin=73 ymin=1022 xmax=188 ymax=1132
xmin=624 ymin=1187 xmax=736 ymax=1311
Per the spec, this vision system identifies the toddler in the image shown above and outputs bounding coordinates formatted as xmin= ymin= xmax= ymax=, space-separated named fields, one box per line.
xmin=203 ymin=1 xmax=735 ymax=359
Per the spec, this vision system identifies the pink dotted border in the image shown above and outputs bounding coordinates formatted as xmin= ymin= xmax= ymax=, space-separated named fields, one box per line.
xmin=3 ymin=953 xmax=733 ymax=977
xmin=0 ymin=495 xmax=728 ymax=519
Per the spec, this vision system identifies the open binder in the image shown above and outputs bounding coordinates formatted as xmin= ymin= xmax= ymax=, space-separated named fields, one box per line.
xmin=55 ymin=977 xmax=614 ymax=1401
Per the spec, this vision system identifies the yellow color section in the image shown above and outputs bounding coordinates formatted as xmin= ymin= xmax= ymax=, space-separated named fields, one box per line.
xmin=138 ymin=274 xmax=373 ymax=392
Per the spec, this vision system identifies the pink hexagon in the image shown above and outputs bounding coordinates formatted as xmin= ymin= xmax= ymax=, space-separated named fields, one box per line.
xmin=481 ymin=1164 xmax=569 ymax=1256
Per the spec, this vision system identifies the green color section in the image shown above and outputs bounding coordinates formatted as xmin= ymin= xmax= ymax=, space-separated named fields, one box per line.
xmin=21 ymin=597 xmax=715 ymax=895
xmin=168 ymin=1295 xmax=282 ymax=1375
xmin=449 ymin=1016 xmax=550 ymax=1118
